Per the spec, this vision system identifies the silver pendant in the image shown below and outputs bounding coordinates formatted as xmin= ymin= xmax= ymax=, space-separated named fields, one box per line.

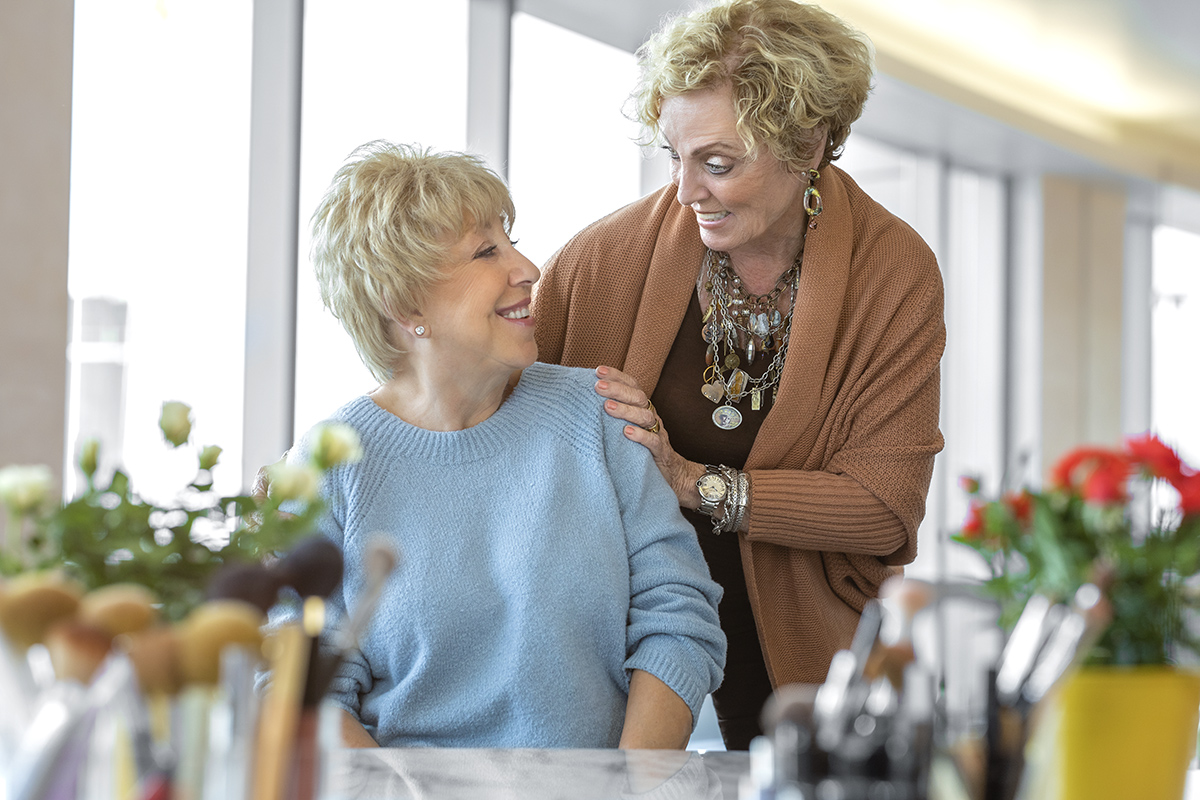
xmin=712 ymin=404 xmax=743 ymax=430
xmin=751 ymin=312 xmax=769 ymax=337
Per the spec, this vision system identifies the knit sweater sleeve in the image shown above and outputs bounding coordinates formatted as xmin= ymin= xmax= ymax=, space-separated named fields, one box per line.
xmin=746 ymin=240 xmax=945 ymax=565
xmin=597 ymin=410 xmax=727 ymax=726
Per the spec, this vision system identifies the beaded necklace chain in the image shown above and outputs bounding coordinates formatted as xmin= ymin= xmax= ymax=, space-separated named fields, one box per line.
xmin=700 ymin=249 xmax=801 ymax=430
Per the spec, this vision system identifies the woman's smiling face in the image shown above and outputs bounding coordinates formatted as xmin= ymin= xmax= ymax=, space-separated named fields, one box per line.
xmin=659 ymin=83 xmax=819 ymax=264
xmin=414 ymin=217 xmax=541 ymax=379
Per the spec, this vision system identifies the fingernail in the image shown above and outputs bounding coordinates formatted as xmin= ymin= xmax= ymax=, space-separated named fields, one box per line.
xmin=606 ymin=400 xmax=618 ymax=411
xmin=625 ymin=426 xmax=637 ymax=436
xmin=597 ymin=381 xmax=609 ymax=390
xmin=597 ymin=366 xmax=609 ymax=376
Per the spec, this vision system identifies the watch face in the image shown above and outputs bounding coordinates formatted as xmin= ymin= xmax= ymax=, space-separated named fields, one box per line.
xmin=697 ymin=473 xmax=727 ymax=502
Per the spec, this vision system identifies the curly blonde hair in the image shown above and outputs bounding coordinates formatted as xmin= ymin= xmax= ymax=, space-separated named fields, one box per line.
xmin=633 ymin=0 xmax=873 ymax=169
xmin=310 ymin=141 xmax=515 ymax=382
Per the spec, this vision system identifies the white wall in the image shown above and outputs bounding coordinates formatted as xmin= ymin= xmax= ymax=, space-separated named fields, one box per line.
xmin=0 ymin=0 xmax=72 ymax=504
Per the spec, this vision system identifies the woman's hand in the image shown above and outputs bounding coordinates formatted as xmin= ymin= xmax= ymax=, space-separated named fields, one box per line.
xmin=244 ymin=453 xmax=296 ymax=530
xmin=595 ymin=366 xmax=704 ymax=510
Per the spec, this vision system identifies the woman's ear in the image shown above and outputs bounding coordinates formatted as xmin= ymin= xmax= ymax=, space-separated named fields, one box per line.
xmin=381 ymin=299 xmax=429 ymax=340
xmin=390 ymin=312 xmax=428 ymax=341
xmin=383 ymin=296 xmax=427 ymax=340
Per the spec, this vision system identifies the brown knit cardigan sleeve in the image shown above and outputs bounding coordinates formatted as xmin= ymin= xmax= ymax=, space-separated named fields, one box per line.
xmin=745 ymin=203 xmax=945 ymax=564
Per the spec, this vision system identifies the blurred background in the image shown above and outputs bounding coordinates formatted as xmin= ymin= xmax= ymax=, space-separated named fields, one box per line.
xmin=3 ymin=0 xmax=1199 ymax=747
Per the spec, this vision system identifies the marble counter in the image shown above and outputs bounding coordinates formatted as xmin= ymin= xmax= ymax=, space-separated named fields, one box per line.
xmin=324 ymin=748 xmax=749 ymax=800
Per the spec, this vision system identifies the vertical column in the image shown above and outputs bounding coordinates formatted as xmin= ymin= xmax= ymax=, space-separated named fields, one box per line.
xmin=467 ymin=0 xmax=513 ymax=178
xmin=0 ymin=0 xmax=72 ymax=493
xmin=1121 ymin=191 xmax=1154 ymax=439
xmin=242 ymin=0 xmax=304 ymax=485
xmin=1040 ymin=176 xmax=1126 ymax=474
xmin=1007 ymin=175 xmax=1045 ymax=488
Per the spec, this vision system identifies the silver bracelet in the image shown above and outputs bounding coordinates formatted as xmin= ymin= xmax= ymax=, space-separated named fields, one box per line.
xmin=719 ymin=465 xmax=740 ymax=534
xmin=728 ymin=471 xmax=750 ymax=533
xmin=720 ymin=472 xmax=748 ymax=534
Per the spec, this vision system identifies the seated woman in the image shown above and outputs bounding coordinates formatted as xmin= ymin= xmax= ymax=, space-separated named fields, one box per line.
xmin=288 ymin=141 xmax=726 ymax=749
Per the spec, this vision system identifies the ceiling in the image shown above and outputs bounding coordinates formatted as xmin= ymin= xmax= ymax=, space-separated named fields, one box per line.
xmin=518 ymin=0 xmax=1200 ymax=192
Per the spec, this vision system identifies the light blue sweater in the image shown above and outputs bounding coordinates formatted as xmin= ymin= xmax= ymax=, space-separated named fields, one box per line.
xmin=291 ymin=362 xmax=725 ymax=748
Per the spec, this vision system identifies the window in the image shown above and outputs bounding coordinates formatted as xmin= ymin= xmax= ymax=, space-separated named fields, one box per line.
xmin=840 ymin=135 xmax=1009 ymax=733
xmin=508 ymin=12 xmax=643 ymax=271
xmin=292 ymin=0 xmax=470 ymax=436
xmin=67 ymin=0 xmax=253 ymax=502
xmin=1151 ymin=224 xmax=1200 ymax=508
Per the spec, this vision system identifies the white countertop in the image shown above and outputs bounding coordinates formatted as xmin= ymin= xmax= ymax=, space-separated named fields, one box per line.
xmin=324 ymin=748 xmax=746 ymax=800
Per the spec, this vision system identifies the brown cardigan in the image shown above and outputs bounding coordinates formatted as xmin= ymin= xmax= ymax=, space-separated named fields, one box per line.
xmin=532 ymin=165 xmax=945 ymax=687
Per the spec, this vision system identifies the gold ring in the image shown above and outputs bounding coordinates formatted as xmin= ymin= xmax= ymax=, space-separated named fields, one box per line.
xmin=643 ymin=399 xmax=660 ymax=433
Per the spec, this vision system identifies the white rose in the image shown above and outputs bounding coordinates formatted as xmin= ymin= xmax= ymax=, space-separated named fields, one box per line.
xmin=265 ymin=462 xmax=320 ymax=503
xmin=198 ymin=445 xmax=222 ymax=472
xmin=159 ymin=401 xmax=193 ymax=447
xmin=0 ymin=465 xmax=53 ymax=515
xmin=311 ymin=423 xmax=363 ymax=470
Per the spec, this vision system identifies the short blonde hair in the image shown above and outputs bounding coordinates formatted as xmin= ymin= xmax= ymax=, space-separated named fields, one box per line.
xmin=310 ymin=141 xmax=515 ymax=382
xmin=633 ymin=0 xmax=873 ymax=169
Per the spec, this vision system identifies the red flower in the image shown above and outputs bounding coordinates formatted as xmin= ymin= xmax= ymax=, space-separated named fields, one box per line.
xmin=959 ymin=475 xmax=981 ymax=495
xmin=962 ymin=501 xmax=986 ymax=540
xmin=1179 ymin=474 xmax=1200 ymax=517
xmin=1052 ymin=447 xmax=1111 ymax=489
xmin=1125 ymin=434 xmax=1185 ymax=483
xmin=1051 ymin=446 xmax=1130 ymax=504
xmin=1004 ymin=490 xmax=1033 ymax=526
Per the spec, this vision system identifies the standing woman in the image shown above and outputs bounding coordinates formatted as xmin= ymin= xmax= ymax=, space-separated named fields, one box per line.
xmin=533 ymin=0 xmax=945 ymax=749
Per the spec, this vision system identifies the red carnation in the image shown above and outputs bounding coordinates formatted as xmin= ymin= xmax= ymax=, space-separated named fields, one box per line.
xmin=1179 ymin=474 xmax=1200 ymax=517
xmin=1125 ymin=434 xmax=1184 ymax=484
xmin=1052 ymin=446 xmax=1114 ymax=490
xmin=1052 ymin=446 xmax=1131 ymax=504
xmin=962 ymin=501 xmax=986 ymax=540
xmin=1082 ymin=454 xmax=1132 ymax=504
xmin=1004 ymin=490 xmax=1034 ymax=526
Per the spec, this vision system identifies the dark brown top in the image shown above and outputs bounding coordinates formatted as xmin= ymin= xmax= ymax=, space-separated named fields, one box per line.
xmin=652 ymin=289 xmax=775 ymax=745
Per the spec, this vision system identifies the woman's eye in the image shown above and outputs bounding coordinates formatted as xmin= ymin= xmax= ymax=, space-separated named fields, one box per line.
xmin=475 ymin=245 xmax=498 ymax=259
xmin=706 ymin=162 xmax=731 ymax=174
xmin=509 ymin=239 xmax=519 ymax=247
xmin=662 ymin=145 xmax=679 ymax=160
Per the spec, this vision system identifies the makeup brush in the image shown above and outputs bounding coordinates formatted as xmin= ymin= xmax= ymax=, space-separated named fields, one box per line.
xmin=275 ymin=537 xmax=344 ymax=602
xmin=814 ymin=599 xmax=883 ymax=753
xmin=206 ymin=562 xmax=284 ymax=616
xmin=269 ymin=537 xmax=345 ymax=708
xmin=206 ymin=536 xmax=344 ymax=616
xmin=303 ymin=537 xmax=398 ymax=706
xmin=870 ymin=577 xmax=934 ymax=690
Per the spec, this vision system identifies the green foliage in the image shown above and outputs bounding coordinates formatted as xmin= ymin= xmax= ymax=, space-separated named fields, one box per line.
xmin=0 ymin=405 xmax=357 ymax=622
xmin=954 ymin=441 xmax=1200 ymax=666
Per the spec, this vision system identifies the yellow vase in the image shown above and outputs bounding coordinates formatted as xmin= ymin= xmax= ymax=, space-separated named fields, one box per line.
xmin=1056 ymin=667 xmax=1200 ymax=800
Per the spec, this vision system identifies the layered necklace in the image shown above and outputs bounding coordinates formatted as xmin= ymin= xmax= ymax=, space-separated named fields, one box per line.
xmin=700 ymin=249 xmax=801 ymax=430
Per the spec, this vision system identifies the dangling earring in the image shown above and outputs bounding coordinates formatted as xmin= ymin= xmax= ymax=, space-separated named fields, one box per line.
xmin=414 ymin=325 xmax=427 ymax=337
xmin=803 ymin=168 xmax=822 ymax=229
